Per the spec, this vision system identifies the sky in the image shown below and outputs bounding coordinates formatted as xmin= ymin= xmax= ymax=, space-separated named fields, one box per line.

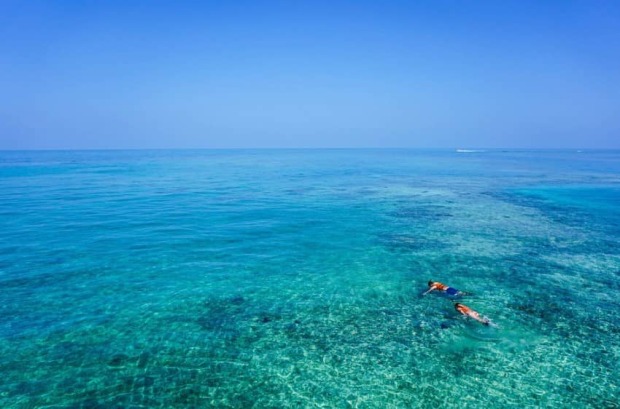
xmin=1 ymin=0 xmax=619 ymax=149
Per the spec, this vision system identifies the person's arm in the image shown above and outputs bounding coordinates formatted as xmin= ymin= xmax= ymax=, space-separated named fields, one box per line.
xmin=423 ymin=285 xmax=437 ymax=296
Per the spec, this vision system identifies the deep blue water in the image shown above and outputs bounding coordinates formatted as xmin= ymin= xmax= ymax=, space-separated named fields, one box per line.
xmin=0 ymin=149 xmax=619 ymax=408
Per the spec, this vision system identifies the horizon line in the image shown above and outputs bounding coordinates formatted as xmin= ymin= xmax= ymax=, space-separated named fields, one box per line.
xmin=1 ymin=147 xmax=619 ymax=152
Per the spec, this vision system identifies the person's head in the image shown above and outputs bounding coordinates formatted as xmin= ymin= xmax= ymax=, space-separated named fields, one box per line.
xmin=428 ymin=280 xmax=435 ymax=287
xmin=454 ymin=303 xmax=462 ymax=310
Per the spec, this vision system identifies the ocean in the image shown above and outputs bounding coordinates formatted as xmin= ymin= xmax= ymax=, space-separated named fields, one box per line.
xmin=0 ymin=149 xmax=618 ymax=408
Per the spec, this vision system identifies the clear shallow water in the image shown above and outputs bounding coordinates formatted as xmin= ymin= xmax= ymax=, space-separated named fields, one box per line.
xmin=0 ymin=149 xmax=618 ymax=408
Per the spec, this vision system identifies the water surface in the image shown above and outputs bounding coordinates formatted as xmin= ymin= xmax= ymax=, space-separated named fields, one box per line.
xmin=0 ymin=149 xmax=618 ymax=408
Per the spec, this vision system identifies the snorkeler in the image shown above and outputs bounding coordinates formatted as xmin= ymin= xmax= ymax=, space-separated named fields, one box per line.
xmin=454 ymin=303 xmax=494 ymax=326
xmin=423 ymin=281 xmax=468 ymax=297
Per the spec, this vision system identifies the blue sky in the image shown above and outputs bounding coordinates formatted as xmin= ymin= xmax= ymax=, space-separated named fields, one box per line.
xmin=1 ymin=0 xmax=619 ymax=149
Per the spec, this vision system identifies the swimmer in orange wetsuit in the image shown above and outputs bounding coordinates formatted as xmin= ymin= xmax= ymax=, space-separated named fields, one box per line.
xmin=423 ymin=281 xmax=467 ymax=296
xmin=454 ymin=303 xmax=494 ymax=326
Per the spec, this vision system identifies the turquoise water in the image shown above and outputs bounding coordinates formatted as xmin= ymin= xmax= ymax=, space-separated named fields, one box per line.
xmin=0 ymin=149 xmax=618 ymax=408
